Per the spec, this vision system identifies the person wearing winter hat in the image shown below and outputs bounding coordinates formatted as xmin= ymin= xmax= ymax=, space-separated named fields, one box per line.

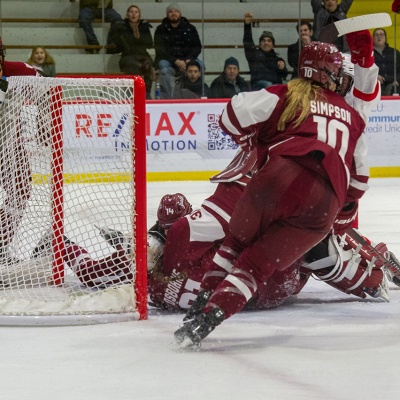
xmin=154 ymin=3 xmax=203 ymax=98
xmin=209 ymin=57 xmax=249 ymax=99
xmin=243 ymin=13 xmax=287 ymax=90
xmin=287 ymin=20 xmax=317 ymax=80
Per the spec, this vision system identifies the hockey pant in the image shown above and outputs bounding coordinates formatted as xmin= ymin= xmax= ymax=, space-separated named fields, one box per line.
xmin=201 ymin=155 xmax=340 ymax=319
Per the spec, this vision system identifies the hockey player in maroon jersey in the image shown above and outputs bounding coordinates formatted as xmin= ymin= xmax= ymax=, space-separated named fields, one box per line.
xmin=147 ymin=187 xmax=397 ymax=312
xmin=174 ymin=31 xmax=383 ymax=348
xmin=147 ymin=185 xmax=305 ymax=311
xmin=0 ymin=36 xmax=41 ymax=262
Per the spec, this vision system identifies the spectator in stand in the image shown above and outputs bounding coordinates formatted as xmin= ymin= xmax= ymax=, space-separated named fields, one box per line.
xmin=114 ymin=5 xmax=154 ymax=99
xmin=172 ymin=60 xmax=209 ymax=99
xmin=287 ymin=21 xmax=316 ymax=80
xmin=311 ymin=0 xmax=353 ymax=52
xmin=154 ymin=3 xmax=203 ymax=99
xmin=209 ymin=57 xmax=249 ymax=99
xmin=373 ymin=28 xmax=400 ymax=96
xmin=78 ymin=0 xmax=122 ymax=54
xmin=27 ymin=46 xmax=56 ymax=77
xmin=243 ymin=13 xmax=287 ymax=90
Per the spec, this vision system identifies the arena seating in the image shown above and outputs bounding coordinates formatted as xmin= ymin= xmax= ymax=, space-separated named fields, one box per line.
xmin=2 ymin=0 xmax=314 ymax=86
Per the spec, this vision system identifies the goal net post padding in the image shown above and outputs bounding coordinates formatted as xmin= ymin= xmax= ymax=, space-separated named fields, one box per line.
xmin=0 ymin=75 xmax=147 ymax=325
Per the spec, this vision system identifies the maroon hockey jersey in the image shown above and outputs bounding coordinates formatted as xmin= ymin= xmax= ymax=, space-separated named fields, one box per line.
xmin=2 ymin=61 xmax=38 ymax=78
xmin=219 ymin=64 xmax=380 ymax=207
xmin=148 ymin=182 xmax=243 ymax=310
xmin=148 ymin=182 xmax=303 ymax=310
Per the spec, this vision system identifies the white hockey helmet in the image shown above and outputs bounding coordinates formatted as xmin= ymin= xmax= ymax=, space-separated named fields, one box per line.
xmin=147 ymin=234 xmax=164 ymax=272
xmin=336 ymin=53 xmax=354 ymax=97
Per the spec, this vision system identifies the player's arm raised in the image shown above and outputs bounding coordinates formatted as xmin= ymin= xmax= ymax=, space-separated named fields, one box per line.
xmin=346 ymin=30 xmax=380 ymax=122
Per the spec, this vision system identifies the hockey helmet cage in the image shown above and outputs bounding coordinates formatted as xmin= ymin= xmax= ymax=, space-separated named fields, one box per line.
xmin=157 ymin=193 xmax=192 ymax=229
xmin=336 ymin=53 xmax=355 ymax=97
xmin=298 ymin=41 xmax=343 ymax=86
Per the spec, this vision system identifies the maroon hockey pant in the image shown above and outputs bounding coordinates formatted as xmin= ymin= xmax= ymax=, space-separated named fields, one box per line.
xmin=202 ymin=155 xmax=340 ymax=318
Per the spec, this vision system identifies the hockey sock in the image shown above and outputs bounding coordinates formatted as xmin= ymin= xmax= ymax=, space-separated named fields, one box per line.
xmin=201 ymin=237 xmax=242 ymax=292
xmin=203 ymin=267 xmax=258 ymax=319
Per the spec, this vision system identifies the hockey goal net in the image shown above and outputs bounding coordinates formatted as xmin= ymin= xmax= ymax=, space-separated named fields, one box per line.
xmin=0 ymin=75 xmax=147 ymax=324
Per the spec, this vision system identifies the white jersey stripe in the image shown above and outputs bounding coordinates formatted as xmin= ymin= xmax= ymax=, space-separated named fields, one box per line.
xmin=220 ymin=108 xmax=242 ymax=136
xmin=202 ymin=200 xmax=231 ymax=222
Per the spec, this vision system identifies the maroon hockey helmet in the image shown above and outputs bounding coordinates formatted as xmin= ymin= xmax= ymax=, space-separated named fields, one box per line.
xmin=298 ymin=41 xmax=343 ymax=86
xmin=157 ymin=193 xmax=192 ymax=229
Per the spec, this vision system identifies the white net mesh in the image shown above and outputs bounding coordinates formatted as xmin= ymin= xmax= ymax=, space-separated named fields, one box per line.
xmin=0 ymin=76 xmax=143 ymax=318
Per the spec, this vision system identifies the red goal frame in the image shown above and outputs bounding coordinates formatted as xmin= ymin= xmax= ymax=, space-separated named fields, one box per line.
xmin=53 ymin=75 xmax=147 ymax=320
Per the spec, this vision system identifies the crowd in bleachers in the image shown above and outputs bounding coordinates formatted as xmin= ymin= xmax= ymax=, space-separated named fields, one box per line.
xmin=25 ymin=0 xmax=400 ymax=98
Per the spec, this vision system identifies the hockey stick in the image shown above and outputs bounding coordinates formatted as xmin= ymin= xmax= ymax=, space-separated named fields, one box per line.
xmin=319 ymin=12 xmax=392 ymax=44
xmin=210 ymin=147 xmax=257 ymax=183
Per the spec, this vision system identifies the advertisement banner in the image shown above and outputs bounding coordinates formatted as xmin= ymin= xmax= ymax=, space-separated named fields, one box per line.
xmin=364 ymin=99 xmax=400 ymax=168
xmin=55 ymin=98 xmax=400 ymax=180
xmin=62 ymin=104 xmax=133 ymax=168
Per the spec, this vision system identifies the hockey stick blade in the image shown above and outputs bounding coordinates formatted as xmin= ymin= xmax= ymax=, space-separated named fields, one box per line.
xmin=319 ymin=12 xmax=392 ymax=43
xmin=210 ymin=147 xmax=257 ymax=183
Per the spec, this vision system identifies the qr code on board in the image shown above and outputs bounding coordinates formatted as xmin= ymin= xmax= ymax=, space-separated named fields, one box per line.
xmin=207 ymin=114 xmax=238 ymax=150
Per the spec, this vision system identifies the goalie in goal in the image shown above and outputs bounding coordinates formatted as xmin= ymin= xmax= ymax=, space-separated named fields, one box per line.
xmin=0 ymin=227 xmax=134 ymax=289
xmin=0 ymin=36 xmax=42 ymax=262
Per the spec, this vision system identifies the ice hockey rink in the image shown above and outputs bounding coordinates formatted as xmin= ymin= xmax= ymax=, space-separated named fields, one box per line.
xmin=1 ymin=178 xmax=399 ymax=400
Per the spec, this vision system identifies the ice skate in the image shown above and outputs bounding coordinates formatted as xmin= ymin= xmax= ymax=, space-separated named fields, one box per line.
xmin=174 ymin=307 xmax=225 ymax=349
xmin=31 ymin=229 xmax=73 ymax=259
xmin=384 ymin=251 xmax=400 ymax=287
xmin=97 ymin=226 xmax=132 ymax=254
xmin=183 ymin=290 xmax=212 ymax=322
xmin=362 ymin=273 xmax=390 ymax=302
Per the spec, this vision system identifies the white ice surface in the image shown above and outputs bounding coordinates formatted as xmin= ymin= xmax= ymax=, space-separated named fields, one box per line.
xmin=1 ymin=178 xmax=400 ymax=400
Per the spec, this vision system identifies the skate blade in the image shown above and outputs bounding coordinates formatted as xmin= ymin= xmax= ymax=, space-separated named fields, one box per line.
xmin=170 ymin=337 xmax=199 ymax=352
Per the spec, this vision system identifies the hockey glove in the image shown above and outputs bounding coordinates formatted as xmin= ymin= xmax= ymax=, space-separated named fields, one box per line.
xmin=393 ymin=0 xmax=400 ymax=13
xmin=346 ymin=30 xmax=374 ymax=68
xmin=235 ymin=132 xmax=257 ymax=153
xmin=332 ymin=201 xmax=359 ymax=236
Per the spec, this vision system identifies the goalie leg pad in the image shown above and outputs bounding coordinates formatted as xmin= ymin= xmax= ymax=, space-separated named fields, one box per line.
xmin=303 ymin=233 xmax=389 ymax=301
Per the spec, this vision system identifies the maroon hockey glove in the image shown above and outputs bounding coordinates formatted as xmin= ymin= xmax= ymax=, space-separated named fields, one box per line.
xmin=234 ymin=132 xmax=257 ymax=153
xmin=346 ymin=30 xmax=374 ymax=68
xmin=333 ymin=202 xmax=359 ymax=236
xmin=393 ymin=0 xmax=400 ymax=13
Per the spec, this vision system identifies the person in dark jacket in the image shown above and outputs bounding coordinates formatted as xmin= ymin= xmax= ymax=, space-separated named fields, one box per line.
xmin=311 ymin=0 xmax=353 ymax=52
xmin=373 ymin=28 xmax=400 ymax=96
xmin=114 ymin=5 xmax=154 ymax=98
xmin=78 ymin=0 xmax=122 ymax=53
xmin=287 ymin=21 xmax=317 ymax=80
xmin=172 ymin=61 xmax=209 ymax=99
xmin=243 ymin=13 xmax=287 ymax=90
xmin=209 ymin=57 xmax=249 ymax=99
xmin=154 ymin=3 xmax=203 ymax=99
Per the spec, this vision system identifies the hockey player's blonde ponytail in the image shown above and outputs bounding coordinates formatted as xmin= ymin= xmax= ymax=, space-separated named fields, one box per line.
xmin=277 ymin=79 xmax=322 ymax=131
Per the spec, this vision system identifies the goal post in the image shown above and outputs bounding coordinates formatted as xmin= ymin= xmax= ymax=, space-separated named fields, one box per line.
xmin=0 ymin=75 xmax=147 ymax=324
